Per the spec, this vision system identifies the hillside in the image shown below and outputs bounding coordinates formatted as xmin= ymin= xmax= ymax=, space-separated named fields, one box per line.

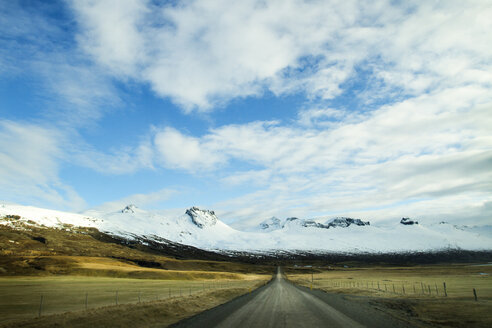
xmin=0 ymin=222 xmax=270 ymax=278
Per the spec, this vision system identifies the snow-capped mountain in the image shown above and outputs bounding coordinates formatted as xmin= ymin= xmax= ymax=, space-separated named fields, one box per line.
xmin=186 ymin=207 xmax=218 ymax=228
xmin=258 ymin=217 xmax=282 ymax=231
xmin=325 ymin=217 xmax=370 ymax=228
xmin=1 ymin=203 xmax=491 ymax=253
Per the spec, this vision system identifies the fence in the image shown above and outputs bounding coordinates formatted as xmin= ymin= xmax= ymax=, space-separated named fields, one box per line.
xmin=0 ymin=278 xmax=263 ymax=323
xmin=304 ymin=277 xmax=486 ymax=301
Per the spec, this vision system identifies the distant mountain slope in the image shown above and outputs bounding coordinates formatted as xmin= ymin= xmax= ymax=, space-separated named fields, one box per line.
xmin=1 ymin=203 xmax=491 ymax=253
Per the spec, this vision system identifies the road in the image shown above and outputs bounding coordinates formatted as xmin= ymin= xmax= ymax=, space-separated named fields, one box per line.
xmin=172 ymin=268 xmax=415 ymax=328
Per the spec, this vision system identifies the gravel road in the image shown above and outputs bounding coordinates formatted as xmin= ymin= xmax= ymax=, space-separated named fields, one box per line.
xmin=172 ymin=268 xmax=417 ymax=328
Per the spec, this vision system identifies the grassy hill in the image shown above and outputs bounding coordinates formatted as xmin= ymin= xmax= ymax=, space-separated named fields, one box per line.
xmin=0 ymin=221 xmax=272 ymax=278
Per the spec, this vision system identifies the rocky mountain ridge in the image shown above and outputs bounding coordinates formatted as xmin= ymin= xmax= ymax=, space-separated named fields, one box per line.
xmin=258 ymin=216 xmax=371 ymax=231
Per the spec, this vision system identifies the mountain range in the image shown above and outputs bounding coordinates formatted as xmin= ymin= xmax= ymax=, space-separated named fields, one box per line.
xmin=1 ymin=203 xmax=491 ymax=254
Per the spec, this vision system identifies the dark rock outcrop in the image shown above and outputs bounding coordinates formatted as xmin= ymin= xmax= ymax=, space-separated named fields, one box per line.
xmin=186 ymin=207 xmax=218 ymax=228
xmin=121 ymin=204 xmax=137 ymax=213
xmin=400 ymin=217 xmax=418 ymax=225
xmin=325 ymin=217 xmax=370 ymax=228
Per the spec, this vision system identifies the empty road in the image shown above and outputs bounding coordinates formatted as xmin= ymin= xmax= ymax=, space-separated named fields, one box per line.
xmin=172 ymin=268 xmax=415 ymax=328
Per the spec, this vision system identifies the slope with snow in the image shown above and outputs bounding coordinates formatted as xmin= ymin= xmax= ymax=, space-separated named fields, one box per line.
xmin=1 ymin=203 xmax=491 ymax=254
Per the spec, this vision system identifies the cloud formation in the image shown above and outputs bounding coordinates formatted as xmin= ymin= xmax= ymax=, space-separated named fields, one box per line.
xmin=152 ymin=85 xmax=492 ymax=223
xmin=69 ymin=0 xmax=492 ymax=112
xmin=0 ymin=120 xmax=85 ymax=210
xmin=1 ymin=1 xmax=491 ymax=225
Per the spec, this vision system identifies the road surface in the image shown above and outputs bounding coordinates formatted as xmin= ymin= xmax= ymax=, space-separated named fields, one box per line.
xmin=172 ymin=268 xmax=415 ymax=328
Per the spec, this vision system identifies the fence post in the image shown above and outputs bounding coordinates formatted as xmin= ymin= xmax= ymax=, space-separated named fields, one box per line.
xmin=421 ymin=282 xmax=424 ymax=294
xmin=38 ymin=295 xmax=43 ymax=317
xmin=413 ymin=284 xmax=416 ymax=294
xmin=377 ymin=281 xmax=380 ymax=290
xmin=473 ymin=288 xmax=478 ymax=301
xmin=402 ymin=285 xmax=405 ymax=295
xmin=435 ymin=283 xmax=439 ymax=295
xmin=393 ymin=284 xmax=395 ymax=294
xmin=443 ymin=282 xmax=447 ymax=297
xmin=85 ymin=292 xmax=88 ymax=310
xmin=428 ymin=285 xmax=431 ymax=295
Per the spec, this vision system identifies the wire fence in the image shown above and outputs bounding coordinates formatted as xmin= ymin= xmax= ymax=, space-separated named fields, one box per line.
xmin=295 ymin=276 xmax=490 ymax=302
xmin=0 ymin=279 xmax=264 ymax=323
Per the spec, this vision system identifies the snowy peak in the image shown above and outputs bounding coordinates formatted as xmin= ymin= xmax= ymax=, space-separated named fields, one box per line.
xmin=259 ymin=217 xmax=282 ymax=231
xmin=283 ymin=217 xmax=301 ymax=226
xmin=301 ymin=219 xmax=325 ymax=228
xmin=325 ymin=217 xmax=370 ymax=228
xmin=282 ymin=217 xmax=325 ymax=229
xmin=121 ymin=204 xmax=138 ymax=213
xmin=186 ymin=207 xmax=218 ymax=228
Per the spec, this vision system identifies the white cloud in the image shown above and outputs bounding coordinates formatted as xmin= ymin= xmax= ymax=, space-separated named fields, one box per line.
xmin=0 ymin=1 xmax=120 ymax=127
xmin=70 ymin=135 xmax=155 ymax=175
xmin=151 ymin=85 xmax=492 ymax=224
xmin=69 ymin=1 xmax=492 ymax=112
xmin=0 ymin=120 xmax=85 ymax=210
xmin=70 ymin=0 xmax=148 ymax=77
xmin=154 ymin=127 xmax=226 ymax=171
xmin=89 ymin=188 xmax=177 ymax=212
xmin=297 ymin=108 xmax=348 ymax=127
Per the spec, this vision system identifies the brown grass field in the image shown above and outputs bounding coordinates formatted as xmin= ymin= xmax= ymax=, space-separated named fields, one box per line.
xmin=0 ymin=221 xmax=273 ymax=327
xmin=0 ymin=275 xmax=268 ymax=327
xmin=287 ymin=263 xmax=492 ymax=327
xmin=0 ymin=280 xmax=267 ymax=328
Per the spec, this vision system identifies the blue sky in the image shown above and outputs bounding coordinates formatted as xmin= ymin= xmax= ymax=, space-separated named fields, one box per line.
xmin=1 ymin=0 xmax=491 ymax=227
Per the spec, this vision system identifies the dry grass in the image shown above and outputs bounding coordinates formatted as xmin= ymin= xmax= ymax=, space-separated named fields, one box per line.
xmin=0 ymin=283 xmax=266 ymax=328
xmin=287 ymin=263 xmax=492 ymax=327
xmin=0 ymin=275 xmax=269 ymax=326
xmin=8 ymin=255 xmax=260 ymax=280
xmin=0 ymin=224 xmax=272 ymax=277
xmin=0 ymin=218 xmax=273 ymax=326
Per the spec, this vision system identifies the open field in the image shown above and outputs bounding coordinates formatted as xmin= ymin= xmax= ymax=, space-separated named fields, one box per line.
xmin=0 ymin=222 xmax=273 ymax=326
xmin=287 ymin=263 xmax=492 ymax=327
xmin=0 ymin=275 xmax=269 ymax=326
xmin=0 ymin=283 xmax=267 ymax=328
